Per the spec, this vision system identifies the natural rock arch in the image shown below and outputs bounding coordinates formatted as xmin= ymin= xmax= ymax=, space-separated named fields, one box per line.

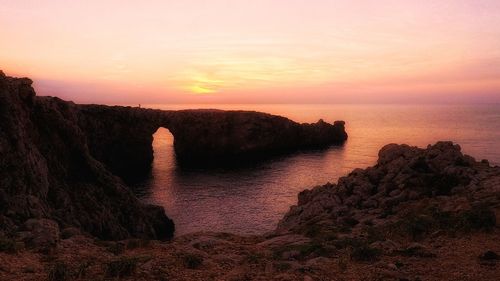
xmin=77 ymin=107 xmax=348 ymax=182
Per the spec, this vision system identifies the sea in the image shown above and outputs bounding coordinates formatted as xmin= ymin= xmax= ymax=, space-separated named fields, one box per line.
xmin=131 ymin=104 xmax=500 ymax=236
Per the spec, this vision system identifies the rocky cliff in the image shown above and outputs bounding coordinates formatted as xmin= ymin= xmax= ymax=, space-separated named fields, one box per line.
xmin=0 ymin=71 xmax=174 ymax=241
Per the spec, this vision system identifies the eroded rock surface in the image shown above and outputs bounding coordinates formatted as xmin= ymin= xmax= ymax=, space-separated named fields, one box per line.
xmin=0 ymin=71 xmax=174 ymax=241
xmin=278 ymin=141 xmax=500 ymax=236
xmin=77 ymin=107 xmax=347 ymax=181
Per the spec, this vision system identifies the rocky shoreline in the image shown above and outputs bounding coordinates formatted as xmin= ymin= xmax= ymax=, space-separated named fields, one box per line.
xmin=1 ymin=141 xmax=498 ymax=280
xmin=1 ymin=71 xmax=499 ymax=280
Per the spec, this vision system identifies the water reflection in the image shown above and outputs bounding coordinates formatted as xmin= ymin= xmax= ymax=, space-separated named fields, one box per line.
xmin=133 ymin=104 xmax=500 ymax=236
xmin=134 ymin=127 xmax=352 ymax=235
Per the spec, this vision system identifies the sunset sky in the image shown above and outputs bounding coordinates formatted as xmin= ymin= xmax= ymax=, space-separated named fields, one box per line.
xmin=1 ymin=0 xmax=500 ymax=104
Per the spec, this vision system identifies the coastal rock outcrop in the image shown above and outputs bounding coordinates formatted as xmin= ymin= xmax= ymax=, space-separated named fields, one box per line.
xmin=0 ymin=71 xmax=174 ymax=241
xmin=77 ymin=107 xmax=347 ymax=182
xmin=278 ymin=141 xmax=499 ymax=237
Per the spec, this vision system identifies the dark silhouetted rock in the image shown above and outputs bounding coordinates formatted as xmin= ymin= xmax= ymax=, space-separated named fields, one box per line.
xmin=278 ymin=141 xmax=499 ymax=237
xmin=76 ymin=106 xmax=347 ymax=181
xmin=0 ymin=71 xmax=174 ymax=241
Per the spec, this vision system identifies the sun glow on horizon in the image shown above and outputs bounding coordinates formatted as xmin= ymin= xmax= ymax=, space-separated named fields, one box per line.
xmin=185 ymin=76 xmax=224 ymax=94
xmin=189 ymin=85 xmax=218 ymax=94
xmin=1 ymin=0 xmax=500 ymax=103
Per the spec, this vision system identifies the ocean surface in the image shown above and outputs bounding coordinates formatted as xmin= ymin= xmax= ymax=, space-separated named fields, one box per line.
xmin=131 ymin=104 xmax=500 ymax=236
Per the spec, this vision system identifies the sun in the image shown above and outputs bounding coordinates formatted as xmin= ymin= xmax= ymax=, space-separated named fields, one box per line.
xmin=190 ymin=85 xmax=217 ymax=94
xmin=186 ymin=76 xmax=224 ymax=94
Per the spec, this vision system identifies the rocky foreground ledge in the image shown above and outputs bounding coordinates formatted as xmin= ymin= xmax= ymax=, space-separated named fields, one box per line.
xmin=1 ymin=138 xmax=499 ymax=280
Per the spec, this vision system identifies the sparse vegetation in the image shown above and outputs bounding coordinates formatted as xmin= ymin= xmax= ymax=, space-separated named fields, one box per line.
xmin=127 ymin=239 xmax=151 ymax=249
xmin=0 ymin=237 xmax=17 ymax=253
xmin=330 ymin=236 xmax=381 ymax=262
xmin=338 ymin=255 xmax=349 ymax=272
xmin=245 ymin=252 xmax=265 ymax=264
xmin=427 ymin=174 xmax=462 ymax=196
xmin=106 ymin=242 xmax=125 ymax=255
xmin=126 ymin=239 xmax=141 ymax=249
xmin=48 ymin=262 xmax=71 ymax=281
xmin=75 ymin=260 xmax=92 ymax=279
xmin=182 ymin=253 xmax=203 ymax=269
xmin=379 ymin=207 xmax=394 ymax=219
xmin=393 ymin=203 xmax=497 ymax=240
xmin=332 ymin=237 xmax=365 ymax=250
xmin=272 ymin=241 xmax=330 ymax=260
xmin=22 ymin=266 xmax=36 ymax=273
xmin=343 ymin=217 xmax=360 ymax=227
xmin=303 ymin=224 xmax=339 ymax=242
xmin=274 ymin=262 xmax=292 ymax=271
xmin=304 ymin=224 xmax=322 ymax=238
xmin=106 ymin=257 xmax=139 ymax=277
xmin=405 ymin=213 xmax=434 ymax=240
xmin=350 ymin=244 xmax=381 ymax=262
xmin=458 ymin=204 xmax=496 ymax=231
xmin=363 ymin=226 xmax=385 ymax=243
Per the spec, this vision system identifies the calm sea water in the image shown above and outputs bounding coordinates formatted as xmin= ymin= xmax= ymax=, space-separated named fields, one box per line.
xmin=131 ymin=104 xmax=500 ymax=236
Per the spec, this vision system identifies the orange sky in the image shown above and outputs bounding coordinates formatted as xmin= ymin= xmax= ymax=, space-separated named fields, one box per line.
xmin=1 ymin=0 xmax=500 ymax=104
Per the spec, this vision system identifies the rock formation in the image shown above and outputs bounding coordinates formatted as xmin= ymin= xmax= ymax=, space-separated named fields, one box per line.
xmin=0 ymin=71 xmax=174 ymax=241
xmin=77 ymin=106 xmax=347 ymax=182
xmin=277 ymin=141 xmax=499 ymax=236
xmin=0 ymin=71 xmax=347 ymax=242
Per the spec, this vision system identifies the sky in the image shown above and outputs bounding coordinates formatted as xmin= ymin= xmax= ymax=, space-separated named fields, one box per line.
xmin=1 ymin=0 xmax=500 ymax=104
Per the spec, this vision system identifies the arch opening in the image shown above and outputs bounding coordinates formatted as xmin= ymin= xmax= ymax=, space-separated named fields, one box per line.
xmin=152 ymin=127 xmax=176 ymax=172
xmin=133 ymin=127 xmax=176 ymax=197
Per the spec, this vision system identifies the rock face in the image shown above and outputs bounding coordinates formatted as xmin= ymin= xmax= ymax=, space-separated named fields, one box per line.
xmin=77 ymin=107 xmax=347 ymax=182
xmin=0 ymin=71 xmax=347 ymax=241
xmin=278 ymin=141 xmax=500 ymax=236
xmin=0 ymin=71 xmax=174 ymax=240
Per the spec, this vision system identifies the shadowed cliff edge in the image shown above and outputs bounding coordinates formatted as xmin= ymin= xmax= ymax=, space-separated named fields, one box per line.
xmin=0 ymin=71 xmax=174 ymax=241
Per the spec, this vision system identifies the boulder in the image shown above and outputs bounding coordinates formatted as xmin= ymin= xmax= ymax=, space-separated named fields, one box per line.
xmin=479 ymin=250 xmax=499 ymax=261
xmin=23 ymin=219 xmax=60 ymax=248
xmin=370 ymin=240 xmax=401 ymax=255
xmin=277 ymin=141 xmax=497 ymax=240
